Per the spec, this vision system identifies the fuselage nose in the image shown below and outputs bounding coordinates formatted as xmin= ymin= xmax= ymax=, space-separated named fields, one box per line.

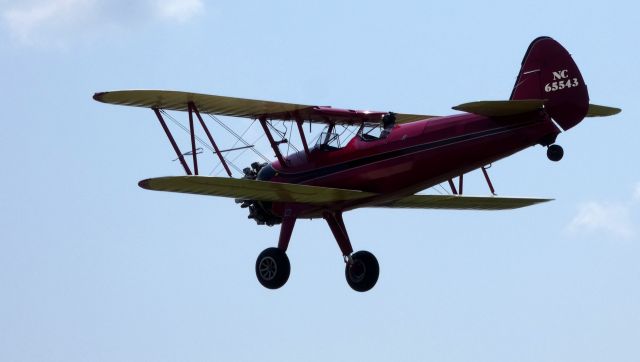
xmin=256 ymin=163 xmax=277 ymax=181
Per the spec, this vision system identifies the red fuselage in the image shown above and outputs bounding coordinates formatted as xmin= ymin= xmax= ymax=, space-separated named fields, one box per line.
xmin=265 ymin=111 xmax=560 ymax=217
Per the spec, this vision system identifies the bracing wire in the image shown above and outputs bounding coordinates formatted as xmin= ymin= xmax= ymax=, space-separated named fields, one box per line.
xmin=210 ymin=132 xmax=267 ymax=176
xmin=286 ymin=121 xmax=292 ymax=156
xmin=268 ymin=121 xmax=287 ymax=138
xmin=267 ymin=121 xmax=299 ymax=153
xmin=161 ymin=110 xmax=243 ymax=175
xmin=224 ymin=118 xmax=257 ymax=153
xmin=427 ymin=182 xmax=452 ymax=196
xmin=208 ymin=118 xmax=258 ymax=176
xmin=208 ymin=114 xmax=270 ymax=162
xmin=438 ymin=183 xmax=451 ymax=195
xmin=223 ymin=158 xmax=244 ymax=175
xmin=162 ymin=110 xmax=212 ymax=152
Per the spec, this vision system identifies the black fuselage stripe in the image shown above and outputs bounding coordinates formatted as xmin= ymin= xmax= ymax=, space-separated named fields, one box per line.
xmin=279 ymin=120 xmax=541 ymax=183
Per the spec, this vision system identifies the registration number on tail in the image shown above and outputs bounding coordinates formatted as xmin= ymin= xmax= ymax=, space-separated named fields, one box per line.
xmin=545 ymin=69 xmax=579 ymax=92
xmin=545 ymin=78 xmax=579 ymax=92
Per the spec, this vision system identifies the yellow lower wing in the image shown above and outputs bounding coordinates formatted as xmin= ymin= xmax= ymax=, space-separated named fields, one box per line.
xmin=139 ymin=176 xmax=551 ymax=210
xmin=138 ymin=176 xmax=374 ymax=204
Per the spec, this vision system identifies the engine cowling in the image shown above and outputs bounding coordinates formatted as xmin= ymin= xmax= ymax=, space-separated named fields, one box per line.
xmin=236 ymin=162 xmax=282 ymax=226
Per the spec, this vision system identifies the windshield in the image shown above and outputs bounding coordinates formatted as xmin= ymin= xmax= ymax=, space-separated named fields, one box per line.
xmin=358 ymin=123 xmax=383 ymax=141
xmin=312 ymin=124 xmax=360 ymax=151
xmin=358 ymin=113 xmax=395 ymax=141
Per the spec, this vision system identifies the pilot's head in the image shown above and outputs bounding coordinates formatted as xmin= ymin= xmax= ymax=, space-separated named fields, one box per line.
xmin=382 ymin=112 xmax=396 ymax=129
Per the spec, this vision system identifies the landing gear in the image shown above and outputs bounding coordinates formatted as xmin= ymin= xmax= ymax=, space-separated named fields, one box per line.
xmin=254 ymin=208 xmax=380 ymax=292
xmin=255 ymin=247 xmax=290 ymax=289
xmin=547 ymin=144 xmax=564 ymax=161
xmin=255 ymin=213 xmax=295 ymax=289
xmin=345 ymin=250 xmax=379 ymax=292
xmin=324 ymin=211 xmax=380 ymax=292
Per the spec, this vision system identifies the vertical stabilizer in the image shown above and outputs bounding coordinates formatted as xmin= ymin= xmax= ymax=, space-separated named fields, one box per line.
xmin=510 ymin=37 xmax=589 ymax=130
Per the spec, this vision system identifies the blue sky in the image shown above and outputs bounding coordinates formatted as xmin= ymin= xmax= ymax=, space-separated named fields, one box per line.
xmin=1 ymin=0 xmax=639 ymax=361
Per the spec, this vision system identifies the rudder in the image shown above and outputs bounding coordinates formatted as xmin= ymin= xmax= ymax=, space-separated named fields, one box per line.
xmin=510 ymin=37 xmax=589 ymax=130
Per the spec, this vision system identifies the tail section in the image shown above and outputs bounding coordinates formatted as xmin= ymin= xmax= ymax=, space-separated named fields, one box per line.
xmin=510 ymin=37 xmax=589 ymax=130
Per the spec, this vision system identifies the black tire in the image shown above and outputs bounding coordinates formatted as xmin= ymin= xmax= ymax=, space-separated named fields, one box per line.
xmin=547 ymin=144 xmax=564 ymax=162
xmin=345 ymin=250 xmax=379 ymax=292
xmin=255 ymin=247 xmax=290 ymax=289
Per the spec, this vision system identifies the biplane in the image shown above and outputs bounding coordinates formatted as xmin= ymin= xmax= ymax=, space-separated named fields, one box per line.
xmin=94 ymin=37 xmax=620 ymax=292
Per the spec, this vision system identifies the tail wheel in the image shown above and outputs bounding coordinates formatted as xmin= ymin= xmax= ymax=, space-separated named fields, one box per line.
xmin=345 ymin=250 xmax=379 ymax=292
xmin=255 ymin=247 xmax=290 ymax=289
xmin=547 ymin=144 xmax=564 ymax=161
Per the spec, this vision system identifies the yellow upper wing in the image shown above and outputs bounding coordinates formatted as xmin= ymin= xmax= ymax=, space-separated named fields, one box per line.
xmin=94 ymin=90 xmax=436 ymax=125
xmin=95 ymin=90 xmax=308 ymax=118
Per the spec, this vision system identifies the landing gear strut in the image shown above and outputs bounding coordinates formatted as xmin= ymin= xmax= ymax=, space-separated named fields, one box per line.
xmin=547 ymin=144 xmax=564 ymax=161
xmin=324 ymin=211 xmax=379 ymax=292
xmin=254 ymin=208 xmax=379 ymax=292
xmin=255 ymin=214 xmax=295 ymax=290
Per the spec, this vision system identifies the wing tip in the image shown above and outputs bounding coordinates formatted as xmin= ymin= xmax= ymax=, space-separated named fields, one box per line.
xmin=604 ymin=106 xmax=622 ymax=115
xmin=588 ymin=104 xmax=622 ymax=117
xmin=93 ymin=92 xmax=107 ymax=102
xmin=138 ymin=179 xmax=151 ymax=189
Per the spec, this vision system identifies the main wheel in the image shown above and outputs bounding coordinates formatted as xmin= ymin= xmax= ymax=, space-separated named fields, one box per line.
xmin=255 ymin=247 xmax=290 ymax=289
xmin=345 ymin=250 xmax=379 ymax=292
xmin=547 ymin=144 xmax=564 ymax=162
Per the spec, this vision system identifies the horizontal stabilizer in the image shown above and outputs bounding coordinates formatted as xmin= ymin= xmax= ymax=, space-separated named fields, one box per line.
xmin=372 ymin=194 xmax=552 ymax=210
xmin=452 ymin=99 xmax=545 ymax=117
xmin=138 ymin=176 xmax=374 ymax=204
xmin=586 ymin=104 xmax=621 ymax=117
xmin=94 ymin=90 xmax=435 ymax=125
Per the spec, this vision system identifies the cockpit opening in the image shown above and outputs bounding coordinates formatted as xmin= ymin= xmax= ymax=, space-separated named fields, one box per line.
xmin=358 ymin=112 xmax=396 ymax=142
xmin=311 ymin=112 xmax=397 ymax=149
xmin=313 ymin=123 xmax=355 ymax=151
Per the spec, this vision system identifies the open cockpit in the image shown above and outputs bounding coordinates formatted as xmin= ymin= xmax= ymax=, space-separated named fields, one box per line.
xmin=312 ymin=112 xmax=397 ymax=151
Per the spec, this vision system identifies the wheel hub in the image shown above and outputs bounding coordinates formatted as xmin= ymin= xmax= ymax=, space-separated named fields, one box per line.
xmin=258 ymin=256 xmax=278 ymax=281
xmin=347 ymin=261 xmax=366 ymax=283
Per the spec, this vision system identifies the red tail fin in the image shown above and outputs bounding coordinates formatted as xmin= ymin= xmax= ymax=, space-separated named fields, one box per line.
xmin=510 ymin=37 xmax=589 ymax=130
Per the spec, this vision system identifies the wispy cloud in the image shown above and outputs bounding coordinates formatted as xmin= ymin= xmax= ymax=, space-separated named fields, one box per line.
xmin=153 ymin=0 xmax=203 ymax=23
xmin=1 ymin=0 xmax=204 ymax=47
xmin=3 ymin=0 xmax=97 ymax=45
xmin=566 ymin=183 xmax=639 ymax=240
xmin=566 ymin=201 xmax=635 ymax=240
